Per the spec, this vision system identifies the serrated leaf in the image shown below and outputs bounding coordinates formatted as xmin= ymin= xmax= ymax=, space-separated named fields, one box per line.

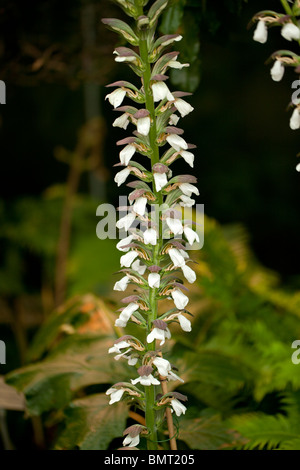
xmin=55 ymin=394 xmax=129 ymax=450
xmin=179 ymin=411 xmax=243 ymax=450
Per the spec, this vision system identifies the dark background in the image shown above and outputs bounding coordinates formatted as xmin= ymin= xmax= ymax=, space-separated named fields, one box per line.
xmin=0 ymin=0 xmax=299 ymax=287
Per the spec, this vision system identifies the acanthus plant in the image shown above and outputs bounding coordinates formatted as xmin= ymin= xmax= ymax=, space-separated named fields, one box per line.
xmin=252 ymin=0 xmax=300 ymax=172
xmin=102 ymin=0 xmax=200 ymax=451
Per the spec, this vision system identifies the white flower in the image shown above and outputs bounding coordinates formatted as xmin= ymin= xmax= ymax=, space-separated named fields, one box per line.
xmin=106 ymin=387 xmax=125 ymax=405
xmin=281 ymin=23 xmax=300 ymax=41
xmin=181 ymin=264 xmax=196 ymax=284
xmin=174 ymin=98 xmax=194 ymax=117
xmin=151 ymin=81 xmax=174 ymax=102
xmin=153 ymin=357 xmax=171 ymax=376
xmin=166 ymin=217 xmax=183 ymax=235
xmin=177 ymin=314 xmax=192 ymax=332
xmin=116 ymin=234 xmax=134 ymax=252
xmin=114 ymin=168 xmax=131 ymax=186
xmin=115 ymin=302 xmax=139 ymax=327
xmin=131 ymin=374 xmax=160 ymax=386
xmin=166 ymin=134 xmax=188 ymax=151
xmin=105 ymin=88 xmax=126 ymax=108
xmin=108 ymin=340 xmax=131 ymax=354
xmin=120 ymin=144 xmax=136 ymax=165
xmin=147 ymin=326 xmax=171 ymax=346
xmin=270 ymin=60 xmax=285 ymax=82
xmin=114 ymin=54 xmax=136 ymax=64
xmin=167 ymin=371 xmax=184 ymax=382
xmin=296 ymin=163 xmax=300 ymax=172
xmin=168 ymin=248 xmax=186 ymax=267
xmin=180 ymin=182 xmax=199 ymax=197
xmin=253 ymin=20 xmax=268 ymax=44
xmin=171 ymin=289 xmax=189 ymax=310
xmin=169 ymin=114 xmax=180 ymax=126
xmin=133 ymin=197 xmax=147 ymax=216
xmin=131 ymin=259 xmax=147 ymax=275
xmin=123 ymin=434 xmax=140 ymax=447
xmin=290 ymin=108 xmax=300 ymax=130
xmin=184 ymin=226 xmax=200 ymax=245
xmin=170 ymin=398 xmax=187 ymax=416
xmin=113 ymin=113 xmax=130 ymax=129
xmin=180 ymin=194 xmax=195 ymax=207
xmin=143 ymin=227 xmax=157 ymax=245
xmin=154 ymin=172 xmax=168 ymax=191
xmin=148 ymin=272 xmax=160 ymax=288
xmin=114 ymin=350 xmax=138 ymax=366
xmin=120 ymin=250 xmax=139 ymax=267
xmin=180 ymin=150 xmax=194 ymax=167
xmin=116 ymin=213 xmax=136 ymax=231
xmin=113 ymin=275 xmax=130 ymax=291
xmin=168 ymin=60 xmax=189 ymax=69
xmin=137 ymin=116 xmax=151 ymax=136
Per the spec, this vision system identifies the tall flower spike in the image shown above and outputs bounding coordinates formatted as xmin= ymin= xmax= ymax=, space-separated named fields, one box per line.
xmin=102 ymin=0 xmax=200 ymax=450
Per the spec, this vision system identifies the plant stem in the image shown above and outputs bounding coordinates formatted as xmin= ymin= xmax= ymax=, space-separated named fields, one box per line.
xmin=280 ymin=0 xmax=293 ymax=16
xmin=137 ymin=14 xmax=163 ymax=451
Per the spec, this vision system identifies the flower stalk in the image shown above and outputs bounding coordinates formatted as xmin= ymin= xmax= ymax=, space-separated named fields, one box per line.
xmin=103 ymin=0 xmax=197 ymax=450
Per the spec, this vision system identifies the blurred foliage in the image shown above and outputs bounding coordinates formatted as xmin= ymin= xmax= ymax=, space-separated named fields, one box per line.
xmin=5 ymin=214 xmax=300 ymax=450
xmin=0 ymin=192 xmax=120 ymax=299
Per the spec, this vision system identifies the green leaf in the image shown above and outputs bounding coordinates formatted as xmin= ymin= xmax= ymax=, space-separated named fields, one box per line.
xmin=6 ymin=335 xmax=132 ymax=415
xmin=229 ymin=412 xmax=300 ymax=450
xmin=179 ymin=410 xmax=243 ymax=450
xmin=55 ymin=394 xmax=129 ymax=450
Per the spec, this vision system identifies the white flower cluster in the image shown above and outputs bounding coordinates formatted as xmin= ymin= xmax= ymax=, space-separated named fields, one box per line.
xmin=253 ymin=12 xmax=300 ymax=172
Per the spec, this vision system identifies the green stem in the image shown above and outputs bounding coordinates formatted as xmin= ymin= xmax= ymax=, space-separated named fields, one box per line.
xmin=280 ymin=0 xmax=293 ymax=16
xmin=137 ymin=9 xmax=163 ymax=451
